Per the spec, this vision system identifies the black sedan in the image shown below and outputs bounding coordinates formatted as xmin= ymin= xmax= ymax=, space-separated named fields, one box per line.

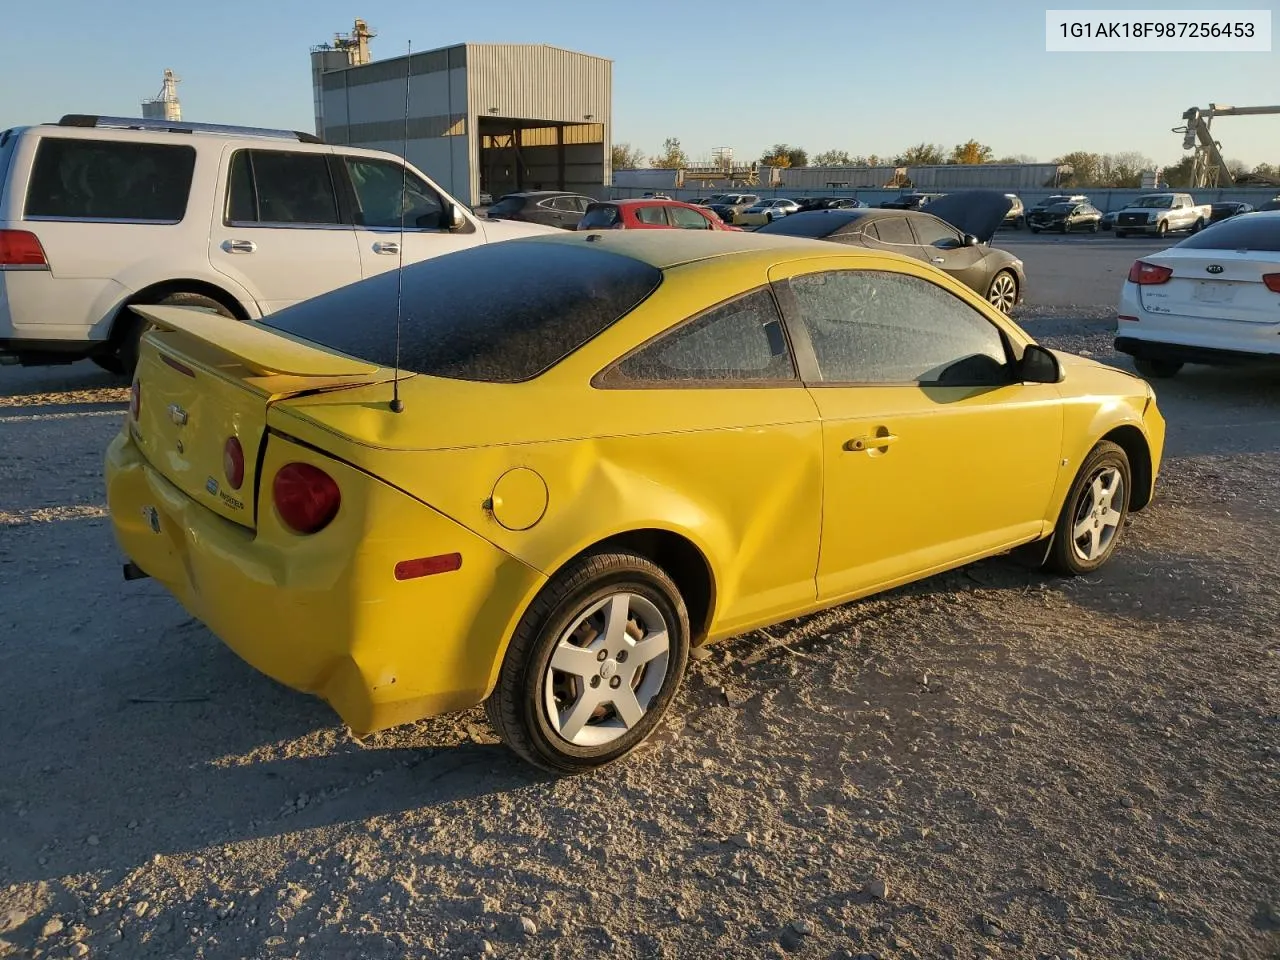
xmin=1027 ymin=201 xmax=1102 ymax=234
xmin=484 ymin=191 xmax=595 ymax=229
xmin=1209 ymin=201 xmax=1253 ymax=223
xmin=755 ymin=191 xmax=1025 ymax=313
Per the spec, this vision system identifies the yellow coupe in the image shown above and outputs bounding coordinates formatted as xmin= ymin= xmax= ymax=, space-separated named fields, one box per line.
xmin=105 ymin=231 xmax=1165 ymax=773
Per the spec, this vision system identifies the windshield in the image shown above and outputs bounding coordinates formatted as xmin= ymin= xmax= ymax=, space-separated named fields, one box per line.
xmin=486 ymin=196 xmax=525 ymax=216
xmin=1130 ymin=196 xmax=1173 ymax=209
xmin=263 ymin=241 xmax=663 ymax=382
xmin=1176 ymin=216 xmax=1280 ymax=252
xmin=1047 ymin=203 xmax=1074 ymax=212
xmin=579 ymin=204 xmax=620 ymax=229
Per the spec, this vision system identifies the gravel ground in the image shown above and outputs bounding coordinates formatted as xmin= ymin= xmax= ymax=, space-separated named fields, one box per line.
xmin=1 ymin=285 xmax=1277 ymax=959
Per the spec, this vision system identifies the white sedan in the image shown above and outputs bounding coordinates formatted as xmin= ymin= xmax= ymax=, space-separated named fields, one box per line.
xmin=1114 ymin=211 xmax=1280 ymax=378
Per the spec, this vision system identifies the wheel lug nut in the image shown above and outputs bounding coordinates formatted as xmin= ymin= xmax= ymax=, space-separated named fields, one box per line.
xmin=609 ymin=676 xmax=621 ymax=688
xmin=616 ymin=650 xmax=628 ymax=663
xmin=590 ymin=676 xmax=601 ymax=688
xmin=596 ymin=649 xmax=608 ymax=662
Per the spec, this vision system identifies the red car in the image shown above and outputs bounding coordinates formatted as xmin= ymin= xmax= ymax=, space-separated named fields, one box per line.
xmin=577 ymin=198 xmax=743 ymax=232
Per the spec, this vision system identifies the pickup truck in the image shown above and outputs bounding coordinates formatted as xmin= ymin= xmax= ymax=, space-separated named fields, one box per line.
xmin=1113 ymin=192 xmax=1212 ymax=238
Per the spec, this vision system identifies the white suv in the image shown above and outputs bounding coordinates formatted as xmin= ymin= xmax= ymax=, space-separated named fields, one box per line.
xmin=0 ymin=115 xmax=555 ymax=374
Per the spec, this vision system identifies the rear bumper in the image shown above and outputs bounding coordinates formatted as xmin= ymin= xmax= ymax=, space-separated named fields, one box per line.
xmin=1115 ymin=336 xmax=1280 ymax=366
xmin=105 ymin=429 xmax=546 ymax=734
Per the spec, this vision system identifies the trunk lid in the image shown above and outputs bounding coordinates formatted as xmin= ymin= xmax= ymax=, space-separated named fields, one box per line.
xmin=129 ymin=305 xmax=390 ymax=529
xmin=1138 ymin=249 xmax=1280 ymax=324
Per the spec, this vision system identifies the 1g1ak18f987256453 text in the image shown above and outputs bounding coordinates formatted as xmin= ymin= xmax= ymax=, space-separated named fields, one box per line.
xmin=1045 ymin=9 xmax=1271 ymax=51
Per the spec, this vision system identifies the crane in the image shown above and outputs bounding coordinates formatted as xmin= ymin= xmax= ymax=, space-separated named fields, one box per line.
xmin=1175 ymin=104 xmax=1280 ymax=187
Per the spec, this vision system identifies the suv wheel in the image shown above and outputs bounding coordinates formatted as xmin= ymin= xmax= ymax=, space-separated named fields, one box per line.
xmin=118 ymin=293 xmax=235 ymax=378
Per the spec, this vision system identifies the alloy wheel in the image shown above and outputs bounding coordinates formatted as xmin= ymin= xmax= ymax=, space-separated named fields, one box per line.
xmin=1070 ymin=467 xmax=1125 ymax=563
xmin=542 ymin=592 xmax=671 ymax=747
xmin=987 ymin=273 xmax=1017 ymax=313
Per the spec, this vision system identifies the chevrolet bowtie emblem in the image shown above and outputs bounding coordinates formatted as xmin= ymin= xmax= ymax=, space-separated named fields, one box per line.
xmin=168 ymin=403 xmax=189 ymax=426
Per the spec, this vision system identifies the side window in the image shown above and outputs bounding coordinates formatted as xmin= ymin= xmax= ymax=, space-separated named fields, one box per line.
xmin=603 ymin=288 xmax=796 ymax=384
xmin=788 ymin=270 xmax=1010 ymax=386
xmin=635 ymin=205 xmax=669 ymax=226
xmin=669 ymin=206 xmax=711 ymax=229
xmin=909 ymin=216 xmax=961 ymax=248
xmin=228 ymin=150 xmax=341 ymax=225
xmin=25 ymin=138 xmax=196 ymax=222
xmin=867 ymin=216 xmax=915 ymax=246
xmin=345 ymin=157 xmax=443 ymax=229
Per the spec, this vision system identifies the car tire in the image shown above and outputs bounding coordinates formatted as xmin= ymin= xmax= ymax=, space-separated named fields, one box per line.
xmin=117 ymin=292 xmax=236 ymax=378
xmin=1133 ymin=357 xmax=1183 ymax=379
xmin=986 ymin=270 xmax=1019 ymax=314
xmin=1043 ymin=440 xmax=1132 ymax=577
xmin=485 ymin=551 xmax=691 ymax=775
xmin=1090 ymin=222 xmax=1099 ymax=233
xmin=1030 ymin=226 xmax=1041 ymax=234
xmin=1191 ymin=217 xmax=1205 ymax=233
xmin=1156 ymin=220 xmax=1169 ymax=238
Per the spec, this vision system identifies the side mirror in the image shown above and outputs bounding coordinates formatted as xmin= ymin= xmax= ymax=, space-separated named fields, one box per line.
xmin=444 ymin=203 xmax=465 ymax=231
xmin=963 ymin=233 xmax=979 ymax=247
xmin=1018 ymin=344 xmax=1062 ymax=384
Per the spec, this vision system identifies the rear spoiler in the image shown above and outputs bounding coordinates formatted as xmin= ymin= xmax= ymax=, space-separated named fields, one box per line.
xmin=132 ymin=306 xmax=380 ymax=378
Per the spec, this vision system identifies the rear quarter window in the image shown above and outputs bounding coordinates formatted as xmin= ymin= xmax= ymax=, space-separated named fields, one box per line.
xmin=24 ymin=137 xmax=196 ymax=222
xmin=580 ymin=204 xmax=620 ymax=229
xmin=0 ymin=130 xmax=16 ymax=199
xmin=262 ymin=241 xmax=663 ymax=382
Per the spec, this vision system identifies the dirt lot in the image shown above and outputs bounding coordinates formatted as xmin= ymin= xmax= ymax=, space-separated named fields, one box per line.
xmin=1 ymin=239 xmax=1277 ymax=960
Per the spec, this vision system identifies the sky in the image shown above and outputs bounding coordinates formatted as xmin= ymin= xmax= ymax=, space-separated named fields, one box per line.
xmin=1 ymin=0 xmax=1276 ymax=169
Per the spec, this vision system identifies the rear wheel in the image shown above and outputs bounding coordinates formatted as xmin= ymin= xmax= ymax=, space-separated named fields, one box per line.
xmin=1134 ymin=357 xmax=1183 ymax=379
xmin=117 ymin=292 xmax=235 ymax=378
xmin=1191 ymin=217 xmax=1205 ymax=233
xmin=1044 ymin=441 xmax=1131 ymax=576
xmin=485 ymin=551 xmax=690 ymax=774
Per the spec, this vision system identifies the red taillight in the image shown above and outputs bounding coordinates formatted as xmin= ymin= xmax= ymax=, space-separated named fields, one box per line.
xmin=130 ymin=380 xmax=141 ymax=420
xmin=273 ymin=462 xmax=340 ymax=534
xmin=394 ymin=553 xmax=463 ymax=581
xmin=1128 ymin=260 xmax=1173 ymax=285
xmin=223 ymin=437 xmax=245 ymax=490
xmin=0 ymin=229 xmax=48 ymax=268
xmin=1263 ymin=273 xmax=1280 ymax=293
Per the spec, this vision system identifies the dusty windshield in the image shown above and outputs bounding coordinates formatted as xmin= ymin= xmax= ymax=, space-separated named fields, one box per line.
xmin=1130 ymin=196 xmax=1173 ymax=208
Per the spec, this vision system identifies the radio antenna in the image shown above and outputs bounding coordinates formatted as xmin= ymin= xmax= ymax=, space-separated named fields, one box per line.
xmin=389 ymin=40 xmax=411 ymax=414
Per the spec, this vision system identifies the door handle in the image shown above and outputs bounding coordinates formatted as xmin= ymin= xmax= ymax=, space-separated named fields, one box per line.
xmin=372 ymin=241 xmax=400 ymax=255
xmin=222 ymin=239 xmax=257 ymax=254
xmin=844 ymin=433 xmax=899 ymax=452
xmin=931 ymin=257 xmax=945 ymax=264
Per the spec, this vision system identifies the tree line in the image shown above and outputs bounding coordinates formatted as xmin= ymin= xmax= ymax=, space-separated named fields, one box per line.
xmin=611 ymin=139 xmax=1278 ymax=187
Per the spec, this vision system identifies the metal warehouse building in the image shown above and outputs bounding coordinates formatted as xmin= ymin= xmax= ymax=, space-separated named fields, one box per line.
xmin=314 ymin=42 xmax=612 ymax=206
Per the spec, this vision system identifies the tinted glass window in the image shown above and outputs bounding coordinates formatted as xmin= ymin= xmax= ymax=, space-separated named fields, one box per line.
xmin=868 ymin=217 xmax=915 ymax=245
xmin=636 ymin=205 xmax=669 ymax=226
xmin=910 ymin=215 xmax=960 ymax=247
xmin=346 ymin=158 xmax=443 ymax=229
xmin=25 ymin=138 xmax=195 ymax=221
xmin=756 ymin=211 xmax=859 ymax=238
xmin=0 ymin=130 xmax=15 ymax=194
xmin=606 ymin=289 xmax=795 ymax=384
xmin=788 ymin=270 xmax=1009 ymax=385
xmin=487 ymin=196 xmax=525 ymax=216
xmin=580 ymin=204 xmax=620 ymax=228
xmin=229 ymin=150 xmax=340 ymax=225
xmin=263 ymin=242 xmax=663 ymax=382
xmin=1176 ymin=216 xmax=1280 ymax=252
xmin=669 ymin=206 xmax=711 ymax=229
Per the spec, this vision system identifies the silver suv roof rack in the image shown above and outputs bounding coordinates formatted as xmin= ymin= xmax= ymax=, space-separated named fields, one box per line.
xmin=55 ymin=114 xmax=324 ymax=145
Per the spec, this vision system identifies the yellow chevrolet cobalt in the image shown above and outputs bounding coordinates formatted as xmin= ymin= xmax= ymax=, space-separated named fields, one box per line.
xmin=105 ymin=231 xmax=1165 ymax=773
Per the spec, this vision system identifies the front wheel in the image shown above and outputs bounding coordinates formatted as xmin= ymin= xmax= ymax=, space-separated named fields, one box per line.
xmin=1044 ymin=441 xmax=1132 ymax=576
xmin=986 ymin=270 xmax=1018 ymax=314
xmin=485 ymin=552 xmax=690 ymax=774
xmin=1090 ymin=222 xmax=1099 ymax=233
xmin=1156 ymin=220 xmax=1169 ymax=238
xmin=1134 ymin=357 xmax=1183 ymax=379
xmin=1030 ymin=226 xmax=1041 ymax=234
